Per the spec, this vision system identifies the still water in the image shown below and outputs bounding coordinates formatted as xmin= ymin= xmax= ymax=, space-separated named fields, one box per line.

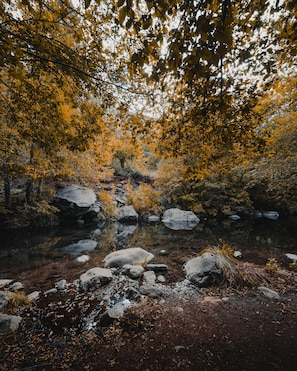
xmin=1 ymin=216 xmax=297 ymax=289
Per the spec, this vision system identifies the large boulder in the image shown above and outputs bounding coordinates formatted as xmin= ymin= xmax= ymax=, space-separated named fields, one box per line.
xmin=104 ymin=247 xmax=154 ymax=268
xmin=78 ymin=267 xmax=113 ymax=292
xmin=162 ymin=208 xmax=200 ymax=230
xmin=118 ymin=206 xmax=139 ymax=223
xmin=54 ymin=185 xmax=98 ymax=219
xmin=184 ymin=253 xmax=221 ymax=287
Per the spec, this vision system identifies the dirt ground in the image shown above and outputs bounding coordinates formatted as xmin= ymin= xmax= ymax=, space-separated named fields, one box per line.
xmin=1 ymin=281 xmax=297 ymax=371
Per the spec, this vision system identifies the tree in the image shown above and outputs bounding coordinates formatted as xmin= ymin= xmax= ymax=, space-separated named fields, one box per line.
xmin=0 ymin=0 xmax=127 ymax=203
xmin=110 ymin=0 xmax=297 ymax=179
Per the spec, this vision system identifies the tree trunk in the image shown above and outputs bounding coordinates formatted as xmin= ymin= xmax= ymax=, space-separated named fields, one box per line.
xmin=4 ymin=176 xmax=11 ymax=206
xmin=25 ymin=180 xmax=33 ymax=205
xmin=37 ymin=179 xmax=43 ymax=200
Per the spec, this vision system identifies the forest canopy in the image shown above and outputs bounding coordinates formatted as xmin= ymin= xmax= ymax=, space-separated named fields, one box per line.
xmin=1 ymin=0 xmax=297 ymax=205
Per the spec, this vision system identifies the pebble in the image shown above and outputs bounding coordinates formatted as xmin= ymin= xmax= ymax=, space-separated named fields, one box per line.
xmin=76 ymin=255 xmax=90 ymax=263
xmin=28 ymin=291 xmax=41 ymax=302
xmin=44 ymin=288 xmax=58 ymax=296
xmin=258 ymin=286 xmax=280 ymax=300
xmin=157 ymin=275 xmax=166 ymax=283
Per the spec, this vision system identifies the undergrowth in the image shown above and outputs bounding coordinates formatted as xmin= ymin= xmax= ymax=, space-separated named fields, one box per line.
xmin=201 ymin=244 xmax=270 ymax=288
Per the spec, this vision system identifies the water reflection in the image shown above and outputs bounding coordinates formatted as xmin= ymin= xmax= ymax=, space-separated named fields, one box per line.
xmin=1 ymin=216 xmax=297 ymax=282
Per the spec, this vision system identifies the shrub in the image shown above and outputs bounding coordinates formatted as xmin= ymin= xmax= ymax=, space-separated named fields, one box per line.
xmin=99 ymin=189 xmax=118 ymax=219
xmin=201 ymin=244 xmax=270 ymax=287
xmin=7 ymin=291 xmax=30 ymax=309
xmin=126 ymin=182 xmax=163 ymax=216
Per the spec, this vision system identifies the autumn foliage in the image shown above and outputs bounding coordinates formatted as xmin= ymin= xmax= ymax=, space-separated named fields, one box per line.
xmin=1 ymin=0 xmax=297 ymax=213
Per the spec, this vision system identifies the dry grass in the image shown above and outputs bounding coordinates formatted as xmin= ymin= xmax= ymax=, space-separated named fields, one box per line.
xmin=201 ymin=244 xmax=270 ymax=288
xmin=7 ymin=291 xmax=31 ymax=309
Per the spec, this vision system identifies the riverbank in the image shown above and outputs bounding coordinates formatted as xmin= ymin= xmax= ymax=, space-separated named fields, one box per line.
xmin=1 ymin=281 xmax=297 ymax=371
xmin=1 ymin=262 xmax=297 ymax=371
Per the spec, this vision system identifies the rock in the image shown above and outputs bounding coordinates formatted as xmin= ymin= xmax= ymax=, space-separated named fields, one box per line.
xmin=0 ymin=313 xmax=22 ymax=334
xmin=56 ymin=279 xmax=67 ymax=291
xmin=90 ymin=228 xmax=101 ymax=239
xmin=44 ymin=288 xmax=58 ymax=296
xmin=285 ymin=253 xmax=297 ymax=260
xmin=162 ymin=208 xmax=200 ymax=230
xmin=28 ymin=291 xmax=40 ymax=302
xmin=258 ymin=286 xmax=280 ymax=300
xmin=229 ymin=215 xmax=241 ymax=221
xmin=10 ymin=282 xmax=24 ymax=291
xmin=0 ymin=291 xmax=8 ymax=311
xmin=126 ymin=287 xmax=141 ymax=301
xmin=147 ymin=215 xmax=160 ymax=222
xmin=122 ymin=264 xmax=144 ymax=279
xmin=262 ymin=211 xmax=279 ymax=220
xmin=100 ymin=308 xmax=121 ymax=327
xmin=112 ymin=298 xmax=132 ymax=315
xmin=139 ymin=285 xmax=164 ymax=298
xmin=62 ymin=239 xmax=97 ymax=255
xmin=76 ymin=255 xmax=90 ymax=263
xmin=157 ymin=275 xmax=166 ymax=283
xmin=78 ymin=267 xmax=113 ymax=292
xmin=117 ymin=206 xmax=139 ymax=223
xmin=143 ymin=271 xmax=156 ymax=285
xmin=184 ymin=253 xmax=221 ymax=287
xmin=0 ymin=279 xmax=13 ymax=287
xmin=146 ymin=264 xmax=168 ymax=272
xmin=54 ymin=185 xmax=97 ymax=219
xmin=104 ymin=247 xmax=154 ymax=268
xmin=234 ymin=251 xmax=242 ymax=258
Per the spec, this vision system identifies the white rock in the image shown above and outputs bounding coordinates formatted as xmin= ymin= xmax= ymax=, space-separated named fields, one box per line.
xmin=229 ymin=215 xmax=241 ymax=221
xmin=147 ymin=215 xmax=160 ymax=222
xmin=10 ymin=282 xmax=24 ymax=291
xmin=258 ymin=286 xmax=280 ymax=300
xmin=234 ymin=251 xmax=242 ymax=258
xmin=157 ymin=275 xmax=166 ymax=283
xmin=56 ymin=185 xmax=96 ymax=207
xmin=28 ymin=291 xmax=40 ymax=302
xmin=184 ymin=253 xmax=221 ymax=287
xmin=113 ymin=299 xmax=132 ymax=315
xmin=76 ymin=255 xmax=90 ymax=263
xmin=56 ymin=279 xmax=67 ymax=291
xmin=122 ymin=264 xmax=144 ymax=279
xmin=0 ymin=279 xmax=13 ymax=287
xmin=162 ymin=208 xmax=199 ymax=230
xmin=44 ymin=288 xmax=58 ymax=296
xmin=104 ymin=247 xmax=154 ymax=268
xmin=78 ymin=267 xmax=113 ymax=292
xmin=118 ymin=205 xmax=139 ymax=223
xmin=285 ymin=253 xmax=297 ymax=260
xmin=262 ymin=211 xmax=279 ymax=220
xmin=143 ymin=270 xmax=156 ymax=285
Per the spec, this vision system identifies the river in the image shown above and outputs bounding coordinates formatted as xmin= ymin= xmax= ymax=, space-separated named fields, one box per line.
xmin=1 ymin=216 xmax=297 ymax=291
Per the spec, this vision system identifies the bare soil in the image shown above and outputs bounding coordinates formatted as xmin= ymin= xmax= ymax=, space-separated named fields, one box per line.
xmin=1 ymin=280 xmax=297 ymax=371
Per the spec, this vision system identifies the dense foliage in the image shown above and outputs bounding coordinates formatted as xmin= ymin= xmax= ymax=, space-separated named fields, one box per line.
xmin=1 ymin=0 xmax=297 ymax=212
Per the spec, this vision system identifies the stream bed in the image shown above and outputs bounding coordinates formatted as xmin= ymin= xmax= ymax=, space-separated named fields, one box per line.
xmin=1 ymin=216 xmax=297 ymax=291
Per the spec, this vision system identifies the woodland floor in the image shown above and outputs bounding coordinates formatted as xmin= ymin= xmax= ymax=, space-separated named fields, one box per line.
xmin=1 ymin=280 xmax=297 ymax=371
